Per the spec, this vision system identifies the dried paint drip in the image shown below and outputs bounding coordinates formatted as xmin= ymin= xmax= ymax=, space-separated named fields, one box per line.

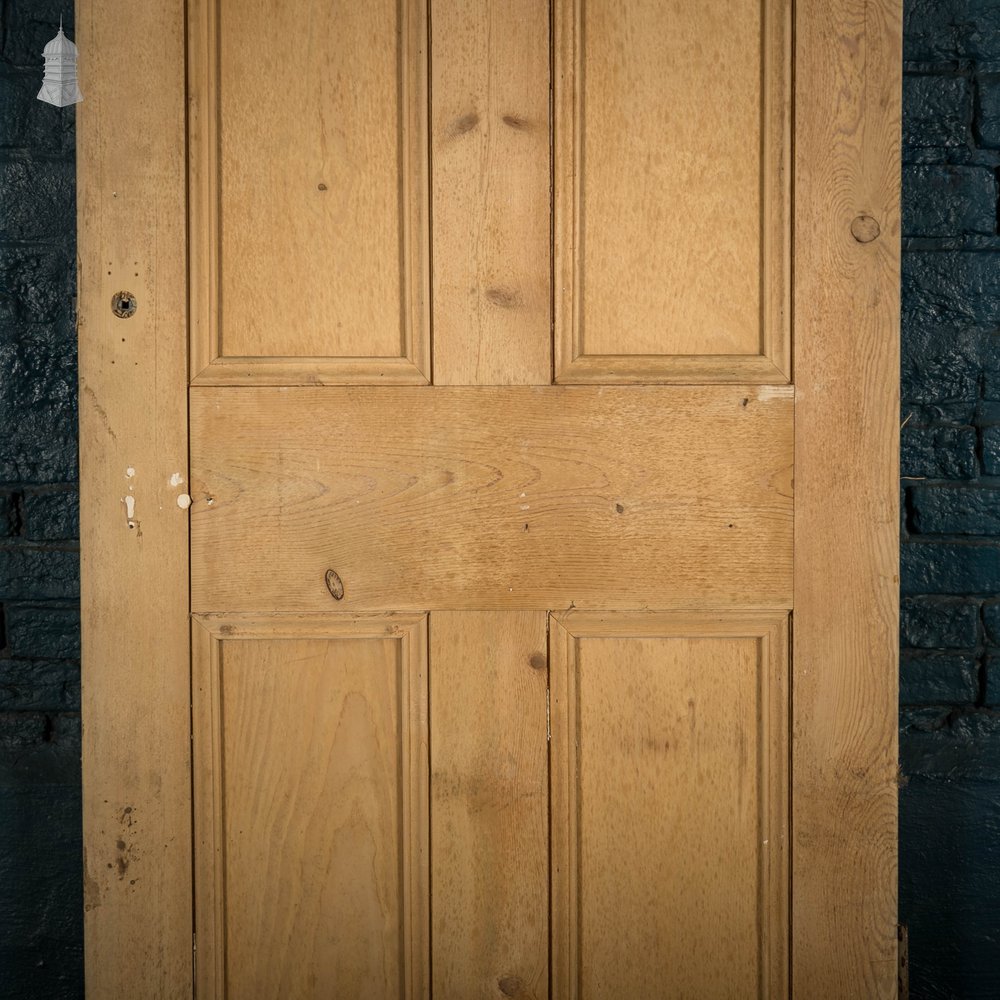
xmin=176 ymin=494 xmax=192 ymax=510
xmin=324 ymin=569 xmax=345 ymax=601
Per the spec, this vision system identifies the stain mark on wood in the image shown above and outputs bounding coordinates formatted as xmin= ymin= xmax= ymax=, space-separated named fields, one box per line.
xmin=528 ymin=652 xmax=546 ymax=670
xmin=485 ymin=286 xmax=523 ymax=309
xmin=502 ymin=113 xmax=531 ymax=131
xmin=448 ymin=111 xmax=480 ymax=138
xmin=325 ymin=568 xmax=345 ymax=601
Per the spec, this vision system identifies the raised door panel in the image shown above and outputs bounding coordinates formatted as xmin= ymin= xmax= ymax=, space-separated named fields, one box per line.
xmin=188 ymin=0 xmax=429 ymax=385
xmin=554 ymin=0 xmax=790 ymax=383
xmin=192 ymin=614 xmax=429 ymax=999
xmin=550 ymin=612 xmax=789 ymax=1000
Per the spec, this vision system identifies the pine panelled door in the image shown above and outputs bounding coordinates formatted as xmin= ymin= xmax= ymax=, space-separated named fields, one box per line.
xmin=76 ymin=1 xmax=901 ymax=998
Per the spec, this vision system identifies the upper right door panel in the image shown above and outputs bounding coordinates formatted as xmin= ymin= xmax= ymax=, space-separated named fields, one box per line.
xmin=554 ymin=0 xmax=791 ymax=383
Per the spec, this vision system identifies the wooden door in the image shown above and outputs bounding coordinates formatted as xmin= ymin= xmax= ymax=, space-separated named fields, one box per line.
xmin=77 ymin=1 xmax=901 ymax=998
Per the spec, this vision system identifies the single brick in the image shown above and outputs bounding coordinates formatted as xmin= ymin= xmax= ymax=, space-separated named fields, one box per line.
xmin=901 ymin=652 xmax=980 ymax=704
xmin=985 ymin=600 xmax=1000 ymax=642
xmin=968 ymin=0 xmax=1000 ymax=61
xmin=901 ymin=708 xmax=1000 ymax=779
xmin=4 ymin=606 xmax=80 ymax=660
xmin=981 ymin=425 xmax=1000 ymax=473
xmin=901 ymin=541 xmax=1000 ymax=595
xmin=903 ymin=253 xmax=1000 ymax=336
xmin=902 ymin=328 xmax=993 ymax=404
xmin=978 ymin=73 xmax=1000 ymax=147
xmin=0 ymin=159 xmax=75 ymax=243
xmin=904 ymin=0 xmax=967 ymax=61
xmin=903 ymin=165 xmax=997 ymax=237
xmin=22 ymin=490 xmax=79 ymax=542
xmin=911 ymin=484 xmax=1000 ymax=534
xmin=0 ymin=548 xmax=79 ymax=601
xmin=901 ymin=596 xmax=981 ymax=648
xmin=0 ymin=660 xmax=79 ymax=712
xmin=901 ymin=425 xmax=978 ymax=478
xmin=903 ymin=75 xmax=972 ymax=150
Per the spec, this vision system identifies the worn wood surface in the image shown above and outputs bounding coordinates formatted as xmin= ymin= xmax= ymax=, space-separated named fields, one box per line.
xmin=189 ymin=385 xmax=793 ymax=612
xmin=76 ymin=1 xmax=193 ymax=996
xmin=553 ymin=0 xmax=791 ymax=382
xmin=792 ymin=0 xmax=901 ymax=995
xmin=192 ymin=614 xmax=429 ymax=999
xmin=431 ymin=0 xmax=551 ymax=385
xmin=550 ymin=612 xmax=789 ymax=1000
xmin=188 ymin=0 xmax=430 ymax=383
xmin=430 ymin=611 xmax=549 ymax=998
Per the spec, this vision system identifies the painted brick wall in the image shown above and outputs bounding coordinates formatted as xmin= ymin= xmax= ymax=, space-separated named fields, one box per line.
xmin=0 ymin=3 xmax=82 ymax=998
xmin=902 ymin=2 xmax=1000 ymax=997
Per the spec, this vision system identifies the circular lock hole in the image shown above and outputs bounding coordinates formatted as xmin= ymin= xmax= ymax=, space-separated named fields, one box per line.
xmin=112 ymin=291 xmax=137 ymax=319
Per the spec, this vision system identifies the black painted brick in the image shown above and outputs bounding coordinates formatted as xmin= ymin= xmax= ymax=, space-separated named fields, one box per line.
xmin=902 ymin=424 xmax=979 ymax=477
xmin=985 ymin=600 xmax=1000 ymax=642
xmin=0 ymin=73 xmax=73 ymax=154
xmin=978 ymin=73 xmax=1000 ymax=146
xmin=904 ymin=0 xmax=1000 ymax=63
xmin=0 ymin=660 xmax=79 ymax=712
xmin=0 ymin=493 xmax=15 ymax=536
xmin=22 ymin=489 xmax=78 ymax=541
xmin=0 ymin=548 xmax=78 ymax=600
xmin=904 ymin=75 xmax=973 ymax=150
xmin=0 ymin=3 xmax=76 ymax=69
xmin=0 ymin=247 xmax=74 ymax=326
xmin=911 ymin=483 xmax=1000 ymax=533
xmin=901 ymin=651 xmax=981 ymax=703
xmin=901 ymin=541 xmax=1000 ymax=594
xmin=903 ymin=164 xmax=997 ymax=235
xmin=901 ymin=595 xmax=982 ymax=647
xmin=902 ymin=327 xmax=999 ymax=403
xmin=0 ymin=158 xmax=75 ymax=242
xmin=4 ymin=606 xmax=80 ymax=660
xmin=982 ymin=424 xmax=1000 ymax=471
xmin=903 ymin=253 xmax=1000 ymax=336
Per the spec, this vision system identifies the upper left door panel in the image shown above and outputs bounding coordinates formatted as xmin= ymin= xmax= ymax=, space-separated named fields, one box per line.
xmin=188 ymin=0 xmax=430 ymax=385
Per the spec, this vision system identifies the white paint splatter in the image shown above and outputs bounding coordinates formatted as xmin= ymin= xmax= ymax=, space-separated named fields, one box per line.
xmin=123 ymin=495 xmax=135 ymax=518
xmin=125 ymin=467 xmax=135 ymax=478
xmin=168 ymin=472 xmax=184 ymax=487
xmin=177 ymin=494 xmax=192 ymax=510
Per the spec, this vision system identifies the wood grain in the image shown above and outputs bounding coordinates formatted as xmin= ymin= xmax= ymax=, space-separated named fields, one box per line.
xmin=188 ymin=0 xmax=430 ymax=383
xmin=792 ymin=0 xmax=901 ymax=995
xmin=192 ymin=614 xmax=429 ymax=999
xmin=430 ymin=612 xmax=549 ymax=998
xmin=76 ymin=1 xmax=193 ymax=996
xmin=553 ymin=0 xmax=791 ymax=383
xmin=550 ymin=611 xmax=789 ymax=1000
xmin=431 ymin=0 xmax=551 ymax=385
xmin=189 ymin=385 xmax=793 ymax=612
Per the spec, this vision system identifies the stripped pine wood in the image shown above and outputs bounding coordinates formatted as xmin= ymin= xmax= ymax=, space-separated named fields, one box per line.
xmin=430 ymin=612 xmax=549 ymax=998
xmin=188 ymin=0 xmax=430 ymax=384
xmin=792 ymin=0 xmax=901 ymax=994
xmin=431 ymin=0 xmax=551 ymax=385
xmin=76 ymin=2 xmax=192 ymax=998
xmin=553 ymin=0 xmax=791 ymax=383
xmin=189 ymin=385 xmax=794 ymax=612
xmin=192 ymin=614 xmax=429 ymax=1000
xmin=549 ymin=612 xmax=789 ymax=1000
xmin=79 ymin=0 xmax=900 ymax=993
